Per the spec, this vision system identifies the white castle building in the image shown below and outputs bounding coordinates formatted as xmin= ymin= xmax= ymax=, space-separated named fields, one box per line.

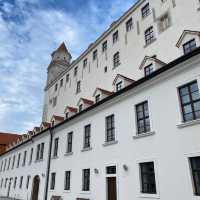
xmin=0 ymin=0 xmax=200 ymax=200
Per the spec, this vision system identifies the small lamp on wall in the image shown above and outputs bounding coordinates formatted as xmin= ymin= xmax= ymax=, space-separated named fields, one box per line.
xmin=123 ymin=164 xmax=128 ymax=171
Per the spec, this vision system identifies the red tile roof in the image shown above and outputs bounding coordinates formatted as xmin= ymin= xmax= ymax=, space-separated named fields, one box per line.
xmin=41 ymin=122 xmax=51 ymax=128
xmin=80 ymin=98 xmax=94 ymax=105
xmin=113 ymin=74 xmax=135 ymax=85
xmin=65 ymin=106 xmax=78 ymax=113
xmin=51 ymin=115 xmax=65 ymax=122
xmin=96 ymin=88 xmax=114 ymax=96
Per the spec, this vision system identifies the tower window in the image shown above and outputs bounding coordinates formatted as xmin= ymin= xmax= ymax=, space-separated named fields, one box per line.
xmin=141 ymin=3 xmax=150 ymax=18
xmin=126 ymin=18 xmax=133 ymax=32
xmin=113 ymin=30 xmax=119 ymax=43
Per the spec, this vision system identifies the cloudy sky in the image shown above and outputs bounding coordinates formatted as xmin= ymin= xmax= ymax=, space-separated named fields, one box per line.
xmin=0 ymin=0 xmax=136 ymax=134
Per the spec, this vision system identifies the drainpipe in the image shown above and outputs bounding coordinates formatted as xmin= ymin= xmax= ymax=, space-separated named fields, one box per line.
xmin=44 ymin=128 xmax=53 ymax=200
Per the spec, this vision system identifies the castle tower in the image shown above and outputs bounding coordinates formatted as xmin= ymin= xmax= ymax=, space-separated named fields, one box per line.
xmin=46 ymin=42 xmax=72 ymax=86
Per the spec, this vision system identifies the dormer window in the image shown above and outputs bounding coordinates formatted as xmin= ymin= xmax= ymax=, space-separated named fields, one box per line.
xmin=144 ymin=64 xmax=154 ymax=76
xmin=79 ymin=104 xmax=83 ymax=112
xmin=95 ymin=94 xmax=101 ymax=103
xmin=183 ymin=39 xmax=197 ymax=55
xmin=116 ymin=81 xmax=123 ymax=92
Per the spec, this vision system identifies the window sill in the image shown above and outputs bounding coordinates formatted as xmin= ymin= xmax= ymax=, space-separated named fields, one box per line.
xmin=139 ymin=193 xmax=160 ymax=199
xmin=63 ymin=190 xmax=71 ymax=193
xmin=81 ymin=147 xmax=92 ymax=152
xmin=79 ymin=191 xmax=91 ymax=195
xmin=35 ymin=159 xmax=43 ymax=163
xmin=51 ymin=156 xmax=59 ymax=160
xmin=133 ymin=131 xmax=155 ymax=139
xmin=64 ymin=152 xmax=73 ymax=156
xmin=177 ymin=119 xmax=200 ymax=128
xmin=103 ymin=140 xmax=118 ymax=147
xmin=144 ymin=38 xmax=157 ymax=48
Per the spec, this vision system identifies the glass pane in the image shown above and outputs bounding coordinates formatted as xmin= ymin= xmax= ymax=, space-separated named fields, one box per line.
xmin=183 ymin=104 xmax=192 ymax=114
xmin=137 ymin=111 xmax=144 ymax=119
xmin=190 ymin=82 xmax=198 ymax=93
xmin=194 ymin=101 xmax=200 ymax=112
xmin=180 ymin=87 xmax=189 ymax=96
xmin=184 ymin=113 xmax=193 ymax=121
xmin=192 ymin=91 xmax=200 ymax=101
xmin=181 ymin=95 xmax=190 ymax=104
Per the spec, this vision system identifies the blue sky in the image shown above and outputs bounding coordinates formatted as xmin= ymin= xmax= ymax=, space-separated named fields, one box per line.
xmin=0 ymin=0 xmax=136 ymax=134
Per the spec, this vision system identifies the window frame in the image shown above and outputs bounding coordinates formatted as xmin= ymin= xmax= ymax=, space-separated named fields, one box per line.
xmin=83 ymin=124 xmax=91 ymax=149
xmin=76 ymin=81 xmax=81 ymax=94
xmin=141 ymin=3 xmax=150 ymax=18
xmin=183 ymin=39 xmax=197 ymax=55
xmin=102 ymin=41 xmax=107 ymax=52
xmin=116 ymin=81 xmax=123 ymax=92
xmin=66 ymin=132 xmax=73 ymax=153
xmin=126 ymin=18 xmax=133 ymax=32
xmin=64 ymin=171 xmax=71 ymax=191
xmin=53 ymin=138 xmax=59 ymax=158
xmin=144 ymin=64 xmax=154 ymax=77
xmin=144 ymin=26 xmax=154 ymax=45
xmin=50 ymin=172 xmax=56 ymax=190
xmin=82 ymin=169 xmax=90 ymax=191
xmin=113 ymin=30 xmax=119 ymax=44
xmin=105 ymin=114 xmax=115 ymax=142
xmin=113 ymin=52 xmax=120 ymax=68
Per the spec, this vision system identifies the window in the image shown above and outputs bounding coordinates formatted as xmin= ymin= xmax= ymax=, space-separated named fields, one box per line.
xmin=52 ymin=97 xmax=57 ymax=107
xmin=102 ymin=41 xmax=107 ymax=52
xmin=22 ymin=151 xmax=27 ymax=166
xmin=113 ymin=52 xmax=120 ymax=68
xmin=79 ymin=104 xmax=83 ymax=112
xmin=50 ymin=172 xmax=56 ymax=190
xmin=141 ymin=3 xmax=150 ymax=18
xmin=3 ymin=159 xmax=7 ymax=171
xmin=104 ymin=66 xmax=108 ymax=73
xmin=126 ymin=18 xmax=133 ymax=32
xmin=17 ymin=153 xmax=21 ymax=168
xmin=12 ymin=155 xmax=15 ymax=169
xmin=0 ymin=178 xmax=3 ymax=188
xmin=64 ymin=171 xmax=71 ymax=190
xmin=36 ymin=144 xmax=40 ymax=161
xmin=29 ymin=148 xmax=33 ymax=164
xmin=84 ymin=124 xmax=91 ymax=149
xmin=190 ymin=157 xmax=200 ymax=195
xmin=54 ymin=84 xmax=58 ymax=92
xmin=82 ymin=169 xmax=90 ymax=191
xmin=93 ymin=49 xmax=98 ymax=61
xmin=144 ymin=64 xmax=154 ymax=76
xmin=106 ymin=166 xmax=116 ymax=174
xmin=83 ymin=58 xmax=87 ymax=68
xmin=5 ymin=178 xmax=8 ymax=188
xmin=66 ymin=74 xmax=69 ymax=83
xmin=14 ymin=177 xmax=17 ymax=189
xmin=53 ymin=138 xmax=59 ymax=157
xmin=65 ymin=112 xmax=69 ymax=119
xmin=19 ymin=176 xmax=23 ymax=189
xmin=158 ymin=13 xmax=170 ymax=32
xmin=136 ymin=101 xmax=150 ymax=134
xmin=60 ymin=79 xmax=63 ymax=87
xmin=105 ymin=114 xmax=115 ymax=142
xmin=113 ymin=31 xmax=119 ymax=43
xmin=66 ymin=132 xmax=73 ymax=153
xmin=179 ymin=81 xmax=200 ymax=122
xmin=140 ymin=162 xmax=157 ymax=194
xmin=95 ymin=94 xmax=101 ymax=103
xmin=7 ymin=157 xmax=11 ymax=170
xmin=26 ymin=176 xmax=30 ymax=189
xmin=145 ymin=26 xmax=155 ymax=45
xmin=183 ymin=39 xmax=197 ymax=55
xmin=116 ymin=81 xmax=123 ymax=92
xmin=74 ymin=66 xmax=78 ymax=76
xmin=40 ymin=143 xmax=44 ymax=160
xmin=76 ymin=81 xmax=81 ymax=94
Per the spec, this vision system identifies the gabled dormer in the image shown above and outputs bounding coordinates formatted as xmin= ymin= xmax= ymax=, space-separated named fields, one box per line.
xmin=77 ymin=98 xmax=94 ymax=112
xmin=40 ymin=122 xmax=51 ymax=131
xmin=113 ymin=74 xmax=134 ymax=92
xmin=27 ymin=131 xmax=34 ymax=137
xmin=139 ymin=56 xmax=166 ymax=77
xmin=64 ymin=106 xmax=78 ymax=119
xmin=176 ymin=30 xmax=200 ymax=55
xmin=33 ymin=127 xmax=40 ymax=135
xmin=50 ymin=115 xmax=64 ymax=126
xmin=93 ymin=88 xmax=114 ymax=103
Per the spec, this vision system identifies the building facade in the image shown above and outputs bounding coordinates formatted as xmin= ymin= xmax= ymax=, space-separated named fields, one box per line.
xmin=1 ymin=0 xmax=200 ymax=200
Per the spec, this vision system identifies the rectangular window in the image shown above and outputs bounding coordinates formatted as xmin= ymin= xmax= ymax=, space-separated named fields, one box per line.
xmin=66 ymin=74 xmax=69 ymax=83
xmin=82 ymin=169 xmax=90 ymax=191
xmin=60 ymin=79 xmax=63 ymax=87
xmin=79 ymin=104 xmax=83 ymax=112
xmin=36 ymin=144 xmax=40 ymax=161
xmin=105 ymin=114 xmax=115 ymax=142
xmin=183 ymin=39 xmax=197 ymax=55
xmin=54 ymin=83 xmax=58 ymax=92
xmin=53 ymin=138 xmax=59 ymax=158
xmin=74 ymin=66 xmax=78 ymax=76
xmin=113 ymin=52 xmax=120 ymax=68
xmin=84 ymin=124 xmax=91 ymax=149
xmin=12 ymin=155 xmax=15 ymax=169
xmin=76 ymin=81 xmax=81 ymax=94
xmin=17 ymin=153 xmax=21 ymax=168
xmin=116 ymin=81 xmax=123 ymax=92
xmin=126 ymin=18 xmax=133 ymax=32
xmin=19 ymin=176 xmax=23 ymax=189
xmin=140 ymin=162 xmax=157 ymax=194
xmin=5 ymin=178 xmax=7 ymax=188
xmin=95 ymin=94 xmax=101 ymax=103
xmin=83 ymin=58 xmax=87 ymax=68
xmin=179 ymin=81 xmax=200 ymax=122
xmin=145 ymin=26 xmax=154 ymax=45
xmin=52 ymin=96 xmax=57 ymax=107
xmin=29 ymin=148 xmax=33 ymax=164
xmin=64 ymin=171 xmax=71 ymax=190
xmin=141 ymin=3 xmax=150 ymax=18
xmin=190 ymin=156 xmax=200 ymax=196
xmin=113 ymin=31 xmax=119 ymax=43
xmin=158 ymin=13 xmax=170 ymax=33
xmin=102 ymin=41 xmax=107 ymax=52
xmin=106 ymin=166 xmax=116 ymax=174
xmin=7 ymin=157 xmax=11 ymax=170
xmin=22 ymin=151 xmax=27 ymax=166
xmin=93 ymin=49 xmax=98 ymax=61
xmin=26 ymin=176 xmax=30 ymax=189
xmin=136 ymin=101 xmax=150 ymax=134
xmin=67 ymin=132 xmax=73 ymax=153
xmin=14 ymin=177 xmax=17 ymax=189
xmin=144 ymin=64 xmax=154 ymax=76
xmin=50 ymin=172 xmax=56 ymax=190
xmin=40 ymin=143 xmax=44 ymax=159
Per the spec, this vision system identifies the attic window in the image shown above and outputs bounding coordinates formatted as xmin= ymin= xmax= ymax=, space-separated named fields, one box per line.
xmin=65 ymin=112 xmax=69 ymax=119
xmin=116 ymin=81 xmax=123 ymax=92
xmin=95 ymin=94 xmax=101 ymax=103
xmin=79 ymin=104 xmax=83 ymax=112
xmin=183 ymin=39 xmax=197 ymax=55
xmin=144 ymin=64 xmax=154 ymax=76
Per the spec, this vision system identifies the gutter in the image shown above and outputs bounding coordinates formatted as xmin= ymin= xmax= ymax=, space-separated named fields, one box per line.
xmin=44 ymin=128 xmax=54 ymax=200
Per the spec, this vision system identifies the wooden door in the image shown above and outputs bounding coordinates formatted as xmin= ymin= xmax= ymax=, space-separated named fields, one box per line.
xmin=107 ymin=177 xmax=117 ymax=200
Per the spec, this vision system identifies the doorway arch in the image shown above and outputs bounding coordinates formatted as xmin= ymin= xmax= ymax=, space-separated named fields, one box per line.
xmin=31 ymin=175 xmax=40 ymax=200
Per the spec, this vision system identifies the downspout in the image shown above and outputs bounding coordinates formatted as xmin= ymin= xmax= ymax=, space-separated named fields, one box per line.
xmin=44 ymin=128 xmax=53 ymax=200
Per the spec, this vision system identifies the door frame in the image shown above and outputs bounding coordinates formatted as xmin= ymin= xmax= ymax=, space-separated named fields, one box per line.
xmin=31 ymin=175 xmax=40 ymax=200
